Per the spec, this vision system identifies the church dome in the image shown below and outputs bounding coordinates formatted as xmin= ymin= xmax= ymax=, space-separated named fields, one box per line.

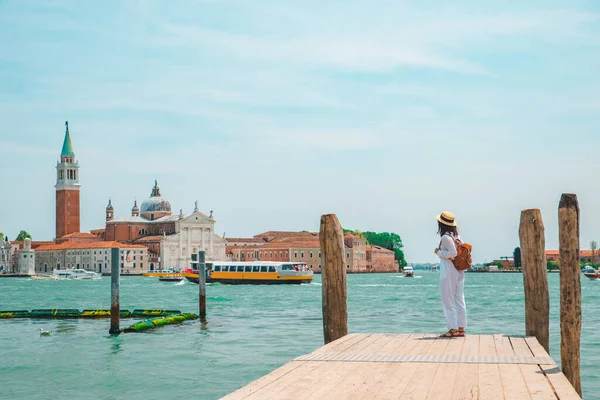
xmin=140 ymin=181 xmax=172 ymax=213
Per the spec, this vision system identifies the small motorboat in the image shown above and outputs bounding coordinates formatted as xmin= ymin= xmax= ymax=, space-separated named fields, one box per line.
xmin=584 ymin=272 xmax=600 ymax=281
xmin=403 ymin=266 xmax=415 ymax=277
xmin=159 ymin=275 xmax=183 ymax=282
xmin=31 ymin=274 xmax=59 ymax=280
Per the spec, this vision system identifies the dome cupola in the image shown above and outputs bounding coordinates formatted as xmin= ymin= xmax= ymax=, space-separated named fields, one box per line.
xmin=140 ymin=180 xmax=172 ymax=221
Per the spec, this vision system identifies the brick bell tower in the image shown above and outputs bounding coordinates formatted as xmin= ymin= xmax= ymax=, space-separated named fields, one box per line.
xmin=55 ymin=121 xmax=80 ymax=238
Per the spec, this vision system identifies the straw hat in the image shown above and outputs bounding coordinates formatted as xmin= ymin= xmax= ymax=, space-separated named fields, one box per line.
xmin=437 ymin=211 xmax=457 ymax=227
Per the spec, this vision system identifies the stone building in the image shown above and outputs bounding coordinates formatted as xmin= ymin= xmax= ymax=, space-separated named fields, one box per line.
xmin=17 ymin=238 xmax=35 ymax=276
xmin=226 ymin=231 xmax=396 ymax=273
xmin=55 ymin=121 xmax=81 ymax=238
xmin=95 ymin=181 xmax=226 ymax=270
xmin=34 ymin=241 xmax=148 ymax=275
xmin=0 ymin=238 xmax=18 ymax=273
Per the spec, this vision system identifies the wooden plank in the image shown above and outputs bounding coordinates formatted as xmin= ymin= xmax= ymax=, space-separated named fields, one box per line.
xmin=524 ymin=337 xmax=581 ymax=400
xmin=311 ymin=333 xmax=372 ymax=355
xmin=510 ymin=337 xmax=557 ymax=400
xmin=452 ymin=335 xmax=479 ymax=400
xmin=495 ymin=334 xmax=532 ymax=399
xmin=426 ymin=332 xmax=465 ymax=399
xmin=399 ymin=336 xmax=450 ymax=400
xmin=225 ymin=335 xmax=370 ymax=400
xmin=303 ymin=334 xmax=406 ymax=399
xmin=347 ymin=334 xmax=413 ymax=400
xmin=222 ymin=361 xmax=308 ymax=400
xmin=263 ymin=335 xmax=388 ymax=399
xmin=373 ymin=334 xmax=434 ymax=400
xmin=478 ymin=335 xmax=503 ymax=400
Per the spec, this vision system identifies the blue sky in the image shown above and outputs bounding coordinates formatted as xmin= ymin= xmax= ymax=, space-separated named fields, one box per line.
xmin=1 ymin=0 xmax=599 ymax=263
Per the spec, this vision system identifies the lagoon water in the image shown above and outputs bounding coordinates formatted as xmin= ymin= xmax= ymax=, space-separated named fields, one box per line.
xmin=0 ymin=272 xmax=598 ymax=399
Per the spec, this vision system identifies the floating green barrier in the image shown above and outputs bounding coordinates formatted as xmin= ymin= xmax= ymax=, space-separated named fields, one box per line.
xmin=0 ymin=310 xmax=30 ymax=318
xmin=80 ymin=310 xmax=132 ymax=318
xmin=124 ymin=313 xmax=198 ymax=333
xmin=130 ymin=309 xmax=181 ymax=318
xmin=29 ymin=309 xmax=82 ymax=318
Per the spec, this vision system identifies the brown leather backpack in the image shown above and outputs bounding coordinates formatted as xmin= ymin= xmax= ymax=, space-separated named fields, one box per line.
xmin=451 ymin=237 xmax=472 ymax=271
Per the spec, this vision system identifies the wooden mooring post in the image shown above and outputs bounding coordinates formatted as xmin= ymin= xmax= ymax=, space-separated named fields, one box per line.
xmin=519 ymin=208 xmax=549 ymax=352
xmin=198 ymin=251 xmax=207 ymax=321
xmin=559 ymin=194 xmax=582 ymax=396
xmin=109 ymin=247 xmax=121 ymax=334
xmin=319 ymin=214 xmax=347 ymax=344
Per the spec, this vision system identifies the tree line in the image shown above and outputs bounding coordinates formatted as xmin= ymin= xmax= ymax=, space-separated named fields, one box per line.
xmin=343 ymin=229 xmax=407 ymax=267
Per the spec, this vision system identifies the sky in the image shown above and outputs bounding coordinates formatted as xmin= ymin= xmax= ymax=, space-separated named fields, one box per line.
xmin=0 ymin=0 xmax=599 ymax=263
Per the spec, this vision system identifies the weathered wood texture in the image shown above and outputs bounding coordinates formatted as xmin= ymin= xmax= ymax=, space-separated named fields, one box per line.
xmin=222 ymin=334 xmax=580 ymax=399
xmin=559 ymin=194 xmax=582 ymax=396
xmin=519 ymin=209 xmax=549 ymax=353
xmin=109 ymin=247 xmax=120 ymax=334
xmin=198 ymin=250 xmax=207 ymax=320
xmin=319 ymin=214 xmax=348 ymax=344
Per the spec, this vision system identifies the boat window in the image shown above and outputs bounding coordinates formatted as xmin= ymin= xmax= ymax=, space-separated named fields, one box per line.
xmin=221 ymin=266 xmax=228 ymax=272
xmin=282 ymin=265 xmax=292 ymax=270
xmin=214 ymin=266 xmax=221 ymax=272
xmin=252 ymin=266 xmax=259 ymax=272
xmin=244 ymin=266 xmax=252 ymax=272
xmin=237 ymin=266 xmax=244 ymax=272
xmin=268 ymin=266 xmax=276 ymax=273
xmin=260 ymin=266 xmax=267 ymax=272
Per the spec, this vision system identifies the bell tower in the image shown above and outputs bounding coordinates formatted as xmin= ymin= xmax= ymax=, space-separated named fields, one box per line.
xmin=55 ymin=121 xmax=81 ymax=238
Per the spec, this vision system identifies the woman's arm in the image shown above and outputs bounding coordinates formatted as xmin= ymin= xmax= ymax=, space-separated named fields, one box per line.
xmin=437 ymin=235 xmax=457 ymax=260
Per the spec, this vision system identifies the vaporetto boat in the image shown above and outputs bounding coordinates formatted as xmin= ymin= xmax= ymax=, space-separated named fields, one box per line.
xmin=183 ymin=261 xmax=313 ymax=285
xmin=142 ymin=269 xmax=181 ymax=277
xmin=52 ymin=269 xmax=102 ymax=280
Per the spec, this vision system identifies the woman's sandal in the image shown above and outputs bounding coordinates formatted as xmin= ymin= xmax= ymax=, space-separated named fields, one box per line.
xmin=458 ymin=328 xmax=465 ymax=337
xmin=439 ymin=329 xmax=459 ymax=338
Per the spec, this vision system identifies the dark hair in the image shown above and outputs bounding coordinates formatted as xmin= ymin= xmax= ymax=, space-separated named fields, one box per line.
xmin=438 ymin=221 xmax=458 ymax=237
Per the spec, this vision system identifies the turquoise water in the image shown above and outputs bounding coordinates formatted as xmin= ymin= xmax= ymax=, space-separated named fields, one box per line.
xmin=0 ymin=272 xmax=598 ymax=399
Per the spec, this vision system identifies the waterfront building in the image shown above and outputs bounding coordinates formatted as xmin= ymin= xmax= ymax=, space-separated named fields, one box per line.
xmin=17 ymin=238 xmax=35 ymax=275
xmin=546 ymin=250 xmax=599 ymax=264
xmin=226 ymin=231 xmax=397 ymax=273
xmin=34 ymin=241 xmax=147 ymax=275
xmin=55 ymin=121 xmax=80 ymax=239
xmin=0 ymin=238 xmax=16 ymax=273
xmin=94 ymin=181 xmax=226 ymax=270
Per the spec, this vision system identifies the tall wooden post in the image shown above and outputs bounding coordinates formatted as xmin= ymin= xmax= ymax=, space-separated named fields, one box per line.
xmin=319 ymin=214 xmax=347 ymax=344
xmin=198 ymin=251 xmax=206 ymax=321
xmin=519 ymin=209 xmax=549 ymax=352
xmin=109 ymin=247 xmax=121 ymax=334
xmin=559 ymin=194 xmax=582 ymax=396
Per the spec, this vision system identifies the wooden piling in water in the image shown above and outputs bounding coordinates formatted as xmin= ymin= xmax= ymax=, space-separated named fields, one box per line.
xmin=559 ymin=193 xmax=582 ymax=396
xmin=198 ymin=251 xmax=206 ymax=321
xmin=519 ymin=208 xmax=549 ymax=352
xmin=109 ymin=247 xmax=121 ymax=334
xmin=319 ymin=214 xmax=347 ymax=344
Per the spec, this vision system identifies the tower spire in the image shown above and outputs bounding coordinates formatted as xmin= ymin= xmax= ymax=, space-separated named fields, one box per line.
xmin=61 ymin=121 xmax=75 ymax=157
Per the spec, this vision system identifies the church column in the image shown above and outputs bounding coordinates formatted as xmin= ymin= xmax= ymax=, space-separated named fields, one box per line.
xmin=186 ymin=227 xmax=191 ymax=268
xmin=209 ymin=227 xmax=213 ymax=259
xmin=178 ymin=228 xmax=183 ymax=267
xmin=201 ymin=227 xmax=206 ymax=252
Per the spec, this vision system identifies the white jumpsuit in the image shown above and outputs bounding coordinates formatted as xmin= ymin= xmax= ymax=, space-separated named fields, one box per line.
xmin=437 ymin=234 xmax=467 ymax=330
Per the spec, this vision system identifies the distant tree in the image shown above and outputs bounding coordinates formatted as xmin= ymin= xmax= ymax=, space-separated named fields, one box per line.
xmin=15 ymin=230 xmax=32 ymax=241
xmin=495 ymin=261 xmax=504 ymax=269
xmin=591 ymin=241 xmax=598 ymax=265
xmin=0 ymin=232 xmax=3 ymax=241
xmin=513 ymin=247 xmax=521 ymax=268
xmin=363 ymin=231 xmax=407 ymax=266
xmin=547 ymin=260 xmax=560 ymax=271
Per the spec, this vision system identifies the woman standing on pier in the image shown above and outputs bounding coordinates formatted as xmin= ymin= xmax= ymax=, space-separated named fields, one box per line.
xmin=434 ymin=211 xmax=467 ymax=337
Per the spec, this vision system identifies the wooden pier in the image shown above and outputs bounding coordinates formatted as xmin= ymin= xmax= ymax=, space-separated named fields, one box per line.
xmin=223 ymin=333 xmax=580 ymax=399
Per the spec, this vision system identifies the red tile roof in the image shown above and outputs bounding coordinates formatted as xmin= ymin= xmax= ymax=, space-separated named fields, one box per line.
xmin=61 ymin=232 xmax=99 ymax=239
xmin=253 ymin=231 xmax=317 ymax=240
xmin=134 ymin=235 xmax=164 ymax=243
xmin=35 ymin=241 xmax=146 ymax=252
